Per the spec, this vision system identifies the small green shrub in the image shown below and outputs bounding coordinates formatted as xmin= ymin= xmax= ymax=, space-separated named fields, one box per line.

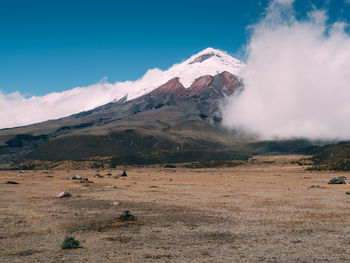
xmin=61 ymin=236 xmax=80 ymax=249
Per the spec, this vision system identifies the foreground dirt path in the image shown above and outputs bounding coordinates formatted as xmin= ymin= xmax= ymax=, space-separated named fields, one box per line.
xmin=1 ymin=155 xmax=350 ymax=262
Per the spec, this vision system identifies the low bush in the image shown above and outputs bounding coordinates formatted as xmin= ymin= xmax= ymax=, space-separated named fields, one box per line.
xmin=61 ymin=236 xmax=80 ymax=249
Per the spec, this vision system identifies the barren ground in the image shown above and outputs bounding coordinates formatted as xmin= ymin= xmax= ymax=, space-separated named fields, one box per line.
xmin=1 ymin=155 xmax=350 ymax=262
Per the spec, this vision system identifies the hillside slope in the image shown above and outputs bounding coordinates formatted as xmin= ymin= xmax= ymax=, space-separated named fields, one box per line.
xmin=0 ymin=71 xmax=247 ymax=166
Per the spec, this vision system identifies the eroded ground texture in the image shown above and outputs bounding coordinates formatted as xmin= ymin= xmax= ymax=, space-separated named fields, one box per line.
xmin=1 ymin=155 xmax=350 ymax=262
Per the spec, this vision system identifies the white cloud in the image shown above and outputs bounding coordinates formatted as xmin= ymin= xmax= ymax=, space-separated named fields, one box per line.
xmin=222 ymin=0 xmax=350 ymax=140
xmin=0 ymin=72 xmax=167 ymax=129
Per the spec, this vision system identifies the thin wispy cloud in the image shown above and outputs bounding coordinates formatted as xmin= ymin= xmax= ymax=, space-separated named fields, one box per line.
xmin=222 ymin=0 xmax=350 ymax=140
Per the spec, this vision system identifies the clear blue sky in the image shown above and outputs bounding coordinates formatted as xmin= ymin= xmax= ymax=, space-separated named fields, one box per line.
xmin=0 ymin=0 xmax=349 ymax=96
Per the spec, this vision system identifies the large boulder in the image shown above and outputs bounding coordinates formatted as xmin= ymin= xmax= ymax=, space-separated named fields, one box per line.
xmin=328 ymin=176 xmax=347 ymax=184
xmin=57 ymin=192 xmax=71 ymax=198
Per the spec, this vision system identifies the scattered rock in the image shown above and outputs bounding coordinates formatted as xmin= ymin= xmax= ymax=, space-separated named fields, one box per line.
xmin=80 ymin=177 xmax=93 ymax=183
xmin=72 ymin=175 xmax=82 ymax=180
xmin=275 ymin=174 xmax=281 ymax=177
xmin=45 ymin=175 xmax=54 ymax=178
xmin=309 ymin=185 xmax=325 ymax=189
xmin=106 ymin=185 xmax=117 ymax=189
xmin=119 ymin=210 xmax=135 ymax=221
xmin=6 ymin=181 xmax=19 ymax=184
xmin=19 ymin=170 xmax=25 ymax=173
xmin=119 ymin=170 xmax=127 ymax=177
xmin=57 ymin=192 xmax=71 ymax=198
xmin=94 ymin=174 xmax=104 ymax=178
xmin=169 ymin=178 xmax=173 ymax=182
xmin=346 ymin=192 xmax=350 ymax=195
xmin=328 ymin=176 xmax=347 ymax=184
xmin=15 ymin=219 xmax=26 ymax=224
xmin=112 ymin=202 xmax=119 ymax=206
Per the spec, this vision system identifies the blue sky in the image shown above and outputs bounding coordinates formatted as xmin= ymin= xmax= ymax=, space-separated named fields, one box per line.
xmin=1 ymin=0 xmax=349 ymax=96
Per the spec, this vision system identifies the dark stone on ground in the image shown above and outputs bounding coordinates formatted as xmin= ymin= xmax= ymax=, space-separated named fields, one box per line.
xmin=309 ymin=185 xmax=325 ymax=189
xmin=6 ymin=181 xmax=19 ymax=184
xmin=328 ymin=176 xmax=347 ymax=184
xmin=80 ymin=177 xmax=93 ymax=183
xmin=119 ymin=210 xmax=135 ymax=221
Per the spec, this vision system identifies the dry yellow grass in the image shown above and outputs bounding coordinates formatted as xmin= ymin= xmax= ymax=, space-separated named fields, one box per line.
xmin=1 ymin=155 xmax=350 ymax=262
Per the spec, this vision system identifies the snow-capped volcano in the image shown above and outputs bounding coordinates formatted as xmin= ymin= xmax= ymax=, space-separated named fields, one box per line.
xmin=0 ymin=48 xmax=244 ymax=128
xmin=113 ymin=47 xmax=244 ymax=101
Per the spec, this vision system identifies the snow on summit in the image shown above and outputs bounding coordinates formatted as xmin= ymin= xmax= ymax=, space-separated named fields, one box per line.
xmin=115 ymin=48 xmax=244 ymax=101
xmin=0 ymin=48 xmax=244 ymax=128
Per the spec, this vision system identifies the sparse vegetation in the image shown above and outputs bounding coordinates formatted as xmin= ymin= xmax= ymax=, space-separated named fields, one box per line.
xmin=310 ymin=143 xmax=350 ymax=171
xmin=61 ymin=236 xmax=80 ymax=249
xmin=182 ymin=160 xmax=246 ymax=168
xmin=1 ymin=157 xmax=350 ymax=262
xmin=110 ymin=149 xmax=250 ymax=166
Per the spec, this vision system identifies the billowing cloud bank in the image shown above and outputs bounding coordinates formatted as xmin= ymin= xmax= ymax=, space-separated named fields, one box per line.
xmin=0 ymin=70 xmax=167 ymax=129
xmin=0 ymin=69 xmax=179 ymax=129
xmin=222 ymin=0 xmax=350 ymax=140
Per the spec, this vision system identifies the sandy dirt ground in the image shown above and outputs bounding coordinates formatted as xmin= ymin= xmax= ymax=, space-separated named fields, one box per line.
xmin=1 ymin=155 xmax=350 ymax=263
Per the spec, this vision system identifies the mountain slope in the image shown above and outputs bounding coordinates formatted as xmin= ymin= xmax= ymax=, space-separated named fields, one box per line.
xmin=0 ymin=70 xmax=245 ymax=166
xmin=1 ymin=48 xmax=244 ymax=129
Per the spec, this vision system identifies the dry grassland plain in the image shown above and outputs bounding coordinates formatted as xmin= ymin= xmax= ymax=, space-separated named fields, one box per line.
xmin=1 ymin=155 xmax=350 ymax=262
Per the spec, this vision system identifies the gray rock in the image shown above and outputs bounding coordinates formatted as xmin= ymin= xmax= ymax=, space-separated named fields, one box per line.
xmin=119 ymin=210 xmax=135 ymax=221
xmin=119 ymin=170 xmax=127 ymax=177
xmin=58 ymin=192 xmax=71 ymax=198
xmin=72 ymin=175 xmax=82 ymax=180
xmin=309 ymin=185 xmax=325 ymax=189
xmin=94 ymin=174 xmax=104 ymax=178
xmin=328 ymin=176 xmax=347 ymax=184
xmin=80 ymin=177 xmax=93 ymax=183
xmin=6 ymin=181 xmax=19 ymax=184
